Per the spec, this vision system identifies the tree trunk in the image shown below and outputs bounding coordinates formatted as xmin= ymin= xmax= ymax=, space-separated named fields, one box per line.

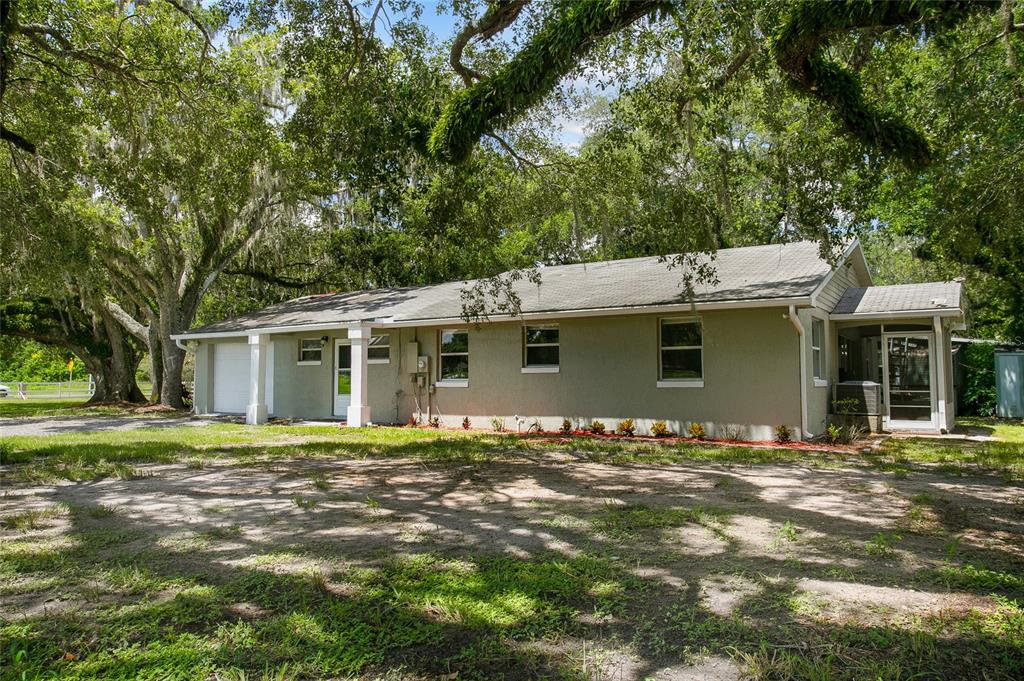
xmin=148 ymin=326 xmax=164 ymax=403
xmin=157 ymin=304 xmax=187 ymax=409
xmin=0 ymin=298 xmax=146 ymax=404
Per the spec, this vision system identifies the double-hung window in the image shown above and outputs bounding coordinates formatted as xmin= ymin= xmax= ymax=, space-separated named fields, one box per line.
xmin=438 ymin=329 xmax=469 ymax=385
xmin=522 ymin=325 xmax=559 ymax=372
xmin=658 ymin=318 xmax=703 ymax=387
xmin=368 ymin=333 xmax=390 ymax=363
xmin=811 ymin=318 xmax=826 ymax=384
xmin=298 ymin=338 xmax=322 ymax=365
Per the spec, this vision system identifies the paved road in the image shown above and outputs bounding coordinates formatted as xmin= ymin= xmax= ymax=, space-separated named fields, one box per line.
xmin=0 ymin=415 xmax=230 ymax=437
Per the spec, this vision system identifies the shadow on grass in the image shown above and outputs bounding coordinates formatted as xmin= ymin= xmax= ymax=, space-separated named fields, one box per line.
xmin=2 ymin=448 xmax=1023 ymax=679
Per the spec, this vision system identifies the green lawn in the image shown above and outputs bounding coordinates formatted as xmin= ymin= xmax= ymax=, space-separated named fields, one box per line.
xmin=1 ymin=421 xmax=1022 ymax=680
xmin=2 ymin=417 xmax=1022 ymax=484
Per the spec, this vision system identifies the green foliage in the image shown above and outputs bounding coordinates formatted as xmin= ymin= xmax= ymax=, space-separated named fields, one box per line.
xmin=825 ymin=423 xmax=844 ymax=445
xmin=959 ymin=343 xmax=997 ymax=417
xmin=772 ymin=1 xmax=997 ymax=168
xmin=866 ymin=531 xmax=902 ymax=557
xmin=428 ymin=0 xmax=669 ymax=162
xmin=559 ymin=418 xmax=573 ymax=435
xmin=687 ymin=422 xmax=706 ymax=440
xmin=0 ymin=338 xmax=87 ymax=382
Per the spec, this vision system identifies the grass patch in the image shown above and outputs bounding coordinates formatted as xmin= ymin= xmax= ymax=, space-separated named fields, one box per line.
xmin=921 ymin=564 xmax=1024 ymax=597
xmin=593 ymin=503 xmax=729 ymax=541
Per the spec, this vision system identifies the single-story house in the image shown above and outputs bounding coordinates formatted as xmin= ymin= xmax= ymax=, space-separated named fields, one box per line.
xmin=172 ymin=240 xmax=965 ymax=440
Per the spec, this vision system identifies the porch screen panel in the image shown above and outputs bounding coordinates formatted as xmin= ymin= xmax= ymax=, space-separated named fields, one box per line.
xmin=887 ymin=337 xmax=932 ymax=422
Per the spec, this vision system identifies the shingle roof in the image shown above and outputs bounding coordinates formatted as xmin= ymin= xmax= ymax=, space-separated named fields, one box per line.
xmin=181 ymin=241 xmax=834 ymax=335
xmin=831 ymin=282 xmax=962 ymax=315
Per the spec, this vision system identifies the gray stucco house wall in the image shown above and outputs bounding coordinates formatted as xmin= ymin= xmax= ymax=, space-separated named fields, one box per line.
xmin=180 ymin=240 xmax=965 ymax=440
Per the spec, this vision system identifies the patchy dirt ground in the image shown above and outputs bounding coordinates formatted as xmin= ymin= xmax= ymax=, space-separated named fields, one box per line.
xmin=2 ymin=451 xmax=1022 ymax=680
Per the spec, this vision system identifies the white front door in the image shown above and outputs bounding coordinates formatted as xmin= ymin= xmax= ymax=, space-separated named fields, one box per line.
xmin=333 ymin=339 xmax=352 ymax=417
xmin=882 ymin=333 xmax=937 ymax=431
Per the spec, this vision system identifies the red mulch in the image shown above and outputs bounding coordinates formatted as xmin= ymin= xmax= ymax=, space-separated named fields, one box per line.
xmin=404 ymin=424 xmax=863 ymax=455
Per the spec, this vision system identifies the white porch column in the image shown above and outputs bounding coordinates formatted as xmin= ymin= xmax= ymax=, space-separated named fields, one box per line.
xmin=246 ymin=333 xmax=269 ymax=425
xmin=933 ymin=315 xmax=948 ymax=432
xmin=347 ymin=326 xmax=371 ymax=427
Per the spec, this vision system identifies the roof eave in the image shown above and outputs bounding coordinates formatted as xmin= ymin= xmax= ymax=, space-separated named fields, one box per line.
xmin=172 ymin=295 xmax=814 ymax=340
xmin=829 ymin=307 xmax=963 ymax=321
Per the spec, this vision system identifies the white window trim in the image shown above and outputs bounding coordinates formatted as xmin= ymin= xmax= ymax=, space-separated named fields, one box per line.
xmin=523 ymin=324 xmax=560 ymax=371
xmin=657 ymin=379 xmax=704 ymax=388
xmin=658 ymin=316 xmax=704 ymax=386
xmin=438 ymin=328 xmax=469 ymax=384
xmin=811 ymin=317 xmax=827 ymax=387
xmin=367 ymin=333 xmax=391 ymax=365
xmin=297 ymin=338 xmax=323 ymax=366
xmin=521 ymin=366 xmax=559 ymax=374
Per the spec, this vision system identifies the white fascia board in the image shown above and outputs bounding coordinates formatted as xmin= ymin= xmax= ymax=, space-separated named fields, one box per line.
xmin=171 ymin=322 xmax=352 ymax=340
xmin=376 ymin=296 xmax=813 ymax=328
xmin=829 ymin=308 xmax=963 ymax=321
xmin=173 ymin=296 xmax=813 ymax=338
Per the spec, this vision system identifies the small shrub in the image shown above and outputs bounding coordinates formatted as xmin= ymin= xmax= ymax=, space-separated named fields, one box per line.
xmin=616 ymin=419 xmax=636 ymax=436
xmin=559 ymin=418 xmax=573 ymax=435
xmin=428 ymin=416 xmax=440 ymax=429
xmin=775 ymin=424 xmax=792 ymax=443
xmin=866 ymin=531 xmax=902 ymax=556
xmin=528 ymin=418 xmax=543 ymax=433
xmin=825 ymin=423 xmax=843 ymax=445
xmin=650 ymin=421 xmax=671 ymax=438
xmin=490 ymin=416 xmax=506 ymax=432
xmin=408 ymin=415 xmax=420 ymax=427
xmin=462 ymin=416 xmax=471 ymax=430
xmin=718 ymin=424 xmax=746 ymax=441
xmin=688 ymin=422 xmax=706 ymax=440
xmin=590 ymin=421 xmax=606 ymax=435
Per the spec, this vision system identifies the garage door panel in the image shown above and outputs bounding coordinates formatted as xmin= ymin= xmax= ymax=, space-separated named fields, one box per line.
xmin=213 ymin=343 xmax=250 ymax=414
xmin=212 ymin=341 xmax=274 ymax=415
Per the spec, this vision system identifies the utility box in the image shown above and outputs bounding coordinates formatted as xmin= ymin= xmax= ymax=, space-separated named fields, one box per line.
xmin=996 ymin=352 xmax=1023 ymax=418
xmin=416 ymin=355 xmax=429 ymax=373
xmin=405 ymin=341 xmax=420 ymax=374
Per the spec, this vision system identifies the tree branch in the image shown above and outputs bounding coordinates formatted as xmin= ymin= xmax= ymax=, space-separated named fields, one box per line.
xmin=450 ymin=0 xmax=530 ymax=86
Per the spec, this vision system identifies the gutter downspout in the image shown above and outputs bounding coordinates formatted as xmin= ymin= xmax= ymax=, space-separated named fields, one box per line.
xmin=787 ymin=305 xmax=809 ymax=441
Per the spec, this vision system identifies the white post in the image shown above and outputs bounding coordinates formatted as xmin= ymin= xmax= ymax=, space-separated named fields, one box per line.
xmin=933 ymin=315 xmax=947 ymax=432
xmin=347 ymin=326 xmax=371 ymax=427
xmin=246 ymin=333 xmax=269 ymax=425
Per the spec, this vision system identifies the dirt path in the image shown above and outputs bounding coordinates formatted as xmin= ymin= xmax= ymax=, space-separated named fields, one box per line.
xmin=3 ymin=453 xmax=1022 ymax=679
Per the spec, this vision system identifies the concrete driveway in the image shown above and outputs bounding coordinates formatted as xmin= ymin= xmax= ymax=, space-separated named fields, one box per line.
xmin=0 ymin=415 xmax=230 ymax=437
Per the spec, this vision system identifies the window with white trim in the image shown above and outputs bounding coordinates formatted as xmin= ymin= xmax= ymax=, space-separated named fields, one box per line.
xmin=367 ymin=333 xmax=390 ymax=363
xmin=298 ymin=338 xmax=322 ymax=365
xmin=811 ymin=318 xmax=825 ymax=380
xmin=659 ymin=318 xmax=702 ymax=381
xmin=523 ymin=325 xmax=559 ymax=369
xmin=439 ymin=329 xmax=469 ymax=382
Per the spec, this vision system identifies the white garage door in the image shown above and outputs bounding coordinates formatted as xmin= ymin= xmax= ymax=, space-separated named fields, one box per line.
xmin=212 ymin=342 xmax=274 ymax=415
xmin=213 ymin=343 xmax=250 ymax=414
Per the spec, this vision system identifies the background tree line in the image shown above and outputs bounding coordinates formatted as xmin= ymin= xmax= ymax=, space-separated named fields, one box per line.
xmin=1 ymin=0 xmax=1021 ymax=405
